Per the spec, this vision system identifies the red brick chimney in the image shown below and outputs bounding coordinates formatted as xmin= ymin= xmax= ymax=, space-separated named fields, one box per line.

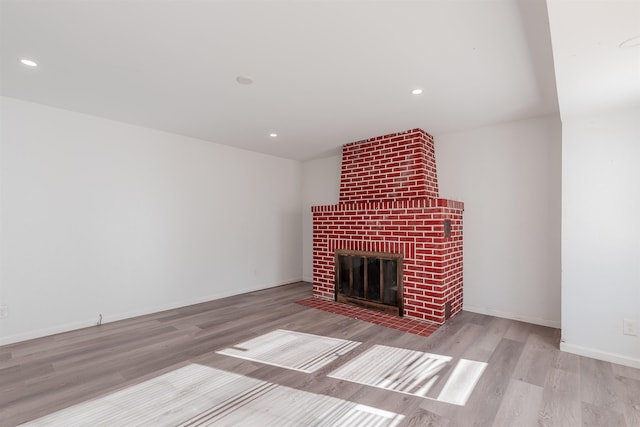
xmin=312 ymin=128 xmax=464 ymax=324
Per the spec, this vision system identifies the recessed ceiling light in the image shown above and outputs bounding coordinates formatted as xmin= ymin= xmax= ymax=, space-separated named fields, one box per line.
xmin=236 ymin=75 xmax=254 ymax=85
xmin=19 ymin=58 xmax=38 ymax=67
xmin=411 ymin=88 xmax=423 ymax=95
xmin=619 ymin=35 xmax=640 ymax=49
xmin=269 ymin=133 xmax=278 ymax=138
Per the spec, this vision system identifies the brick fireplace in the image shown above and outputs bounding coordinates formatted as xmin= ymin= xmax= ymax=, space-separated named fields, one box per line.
xmin=311 ymin=128 xmax=464 ymax=324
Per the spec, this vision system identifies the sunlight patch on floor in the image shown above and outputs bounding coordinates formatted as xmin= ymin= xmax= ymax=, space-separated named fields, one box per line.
xmin=329 ymin=344 xmax=486 ymax=405
xmin=21 ymin=364 xmax=404 ymax=427
xmin=216 ymin=329 xmax=361 ymax=373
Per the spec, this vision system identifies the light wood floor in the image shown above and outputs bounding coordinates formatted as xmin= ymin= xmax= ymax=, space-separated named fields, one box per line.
xmin=1 ymin=282 xmax=639 ymax=426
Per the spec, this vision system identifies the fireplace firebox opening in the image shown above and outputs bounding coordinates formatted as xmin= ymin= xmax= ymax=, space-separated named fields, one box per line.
xmin=335 ymin=250 xmax=403 ymax=316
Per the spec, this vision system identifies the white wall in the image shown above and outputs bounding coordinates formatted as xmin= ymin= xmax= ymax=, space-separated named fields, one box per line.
xmin=301 ymin=155 xmax=341 ymax=282
xmin=561 ymin=107 xmax=640 ymax=368
xmin=0 ymin=97 xmax=302 ymax=345
xmin=435 ymin=115 xmax=562 ymax=327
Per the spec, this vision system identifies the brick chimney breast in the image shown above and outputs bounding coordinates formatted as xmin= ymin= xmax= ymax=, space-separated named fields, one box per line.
xmin=339 ymin=128 xmax=438 ymax=204
xmin=312 ymin=128 xmax=464 ymax=324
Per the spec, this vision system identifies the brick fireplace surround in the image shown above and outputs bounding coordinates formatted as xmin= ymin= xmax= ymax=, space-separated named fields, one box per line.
xmin=312 ymin=128 xmax=464 ymax=324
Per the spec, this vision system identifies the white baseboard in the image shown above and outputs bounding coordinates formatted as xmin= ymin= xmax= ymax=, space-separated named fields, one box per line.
xmin=0 ymin=318 xmax=104 ymax=347
xmin=463 ymin=304 xmax=561 ymax=328
xmin=302 ymin=276 xmax=313 ymax=283
xmin=0 ymin=278 xmax=303 ymax=346
xmin=560 ymin=342 xmax=640 ymax=369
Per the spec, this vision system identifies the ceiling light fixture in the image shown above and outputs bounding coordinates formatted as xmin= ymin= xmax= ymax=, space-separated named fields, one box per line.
xmin=619 ymin=35 xmax=640 ymax=49
xmin=19 ymin=58 xmax=38 ymax=67
xmin=269 ymin=133 xmax=278 ymax=138
xmin=236 ymin=75 xmax=254 ymax=85
xmin=411 ymin=88 xmax=423 ymax=95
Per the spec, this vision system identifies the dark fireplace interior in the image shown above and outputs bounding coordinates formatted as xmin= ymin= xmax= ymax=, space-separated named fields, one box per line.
xmin=335 ymin=250 xmax=403 ymax=316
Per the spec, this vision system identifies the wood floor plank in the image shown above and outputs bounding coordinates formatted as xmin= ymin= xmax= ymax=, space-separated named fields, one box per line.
xmin=492 ymin=379 xmax=543 ymax=427
xmin=1 ymin=371 xmax=126 ymax=425
xmin=580 ymin=357 xmax=626 ymax=412
xmin=551 ymin=345 xmax=581 ymax=374
xmin=0 ymin=351 xmax=12 ymax=365
xmin=511 ymin=331 xmax=558 ymax=387
xmin=539 ymin=367 xmax=582 ymax=426
xmin=0 ymin=361 xmax=54 ymax=388
xmin=503 ymin=320 xmax=537 ymax=343
xmin=616 ymin=375 xmax=640 ymax=426
xmin=582 ymin=401 xmax=627 ymax=427
xmin=450 ymin=338 xmax=524 ymax=426
xmin=401 ymin=408 xmax=450 ymax=427
xmin=613 ymin=362 xmax=640 ymax=382
xmin=461 ymin=316 xmax=511 ymax=363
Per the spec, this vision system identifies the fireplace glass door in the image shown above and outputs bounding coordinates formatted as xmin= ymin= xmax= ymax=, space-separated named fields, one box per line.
xmin=335 ymin=250 xmax=403 ymax=316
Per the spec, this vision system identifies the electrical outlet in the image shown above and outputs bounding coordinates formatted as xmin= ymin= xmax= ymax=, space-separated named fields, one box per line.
xmin=0 ymin=305 xmax=8 ymax=319
xmin=623 ymin=318 xmax=637 ymax=336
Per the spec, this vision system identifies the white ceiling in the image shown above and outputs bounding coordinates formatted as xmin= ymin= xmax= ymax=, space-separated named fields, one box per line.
xmin=0 ymin=1 xmax=636 ymax=161
xmin=547 ymin=0 xmax=640 ymax=119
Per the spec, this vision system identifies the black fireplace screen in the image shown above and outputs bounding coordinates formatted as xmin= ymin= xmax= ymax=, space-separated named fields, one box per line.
xmin=335 ymin=250 xmax=403 ymax=316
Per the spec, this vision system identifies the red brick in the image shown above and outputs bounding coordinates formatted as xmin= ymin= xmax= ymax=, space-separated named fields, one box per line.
xmin=312 ymin=128 xmax=462 ymax=324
